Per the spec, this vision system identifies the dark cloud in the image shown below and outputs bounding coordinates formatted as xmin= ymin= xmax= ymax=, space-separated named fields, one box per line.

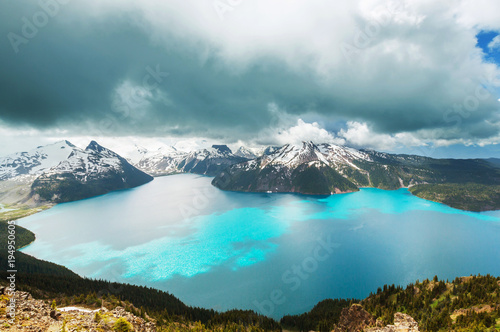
xmin=0 ymin=0 xmax=499 ymax=146
xmin=0 ymin=2 xmax=327 ymax=139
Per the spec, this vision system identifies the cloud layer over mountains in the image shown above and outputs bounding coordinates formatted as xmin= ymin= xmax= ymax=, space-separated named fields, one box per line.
xmin=1 ymin=0 xmax=500 ymax=152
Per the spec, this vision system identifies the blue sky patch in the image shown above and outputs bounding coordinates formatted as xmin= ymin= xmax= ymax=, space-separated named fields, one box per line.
xmin=476 ymin=30 xmax=500 ymax=64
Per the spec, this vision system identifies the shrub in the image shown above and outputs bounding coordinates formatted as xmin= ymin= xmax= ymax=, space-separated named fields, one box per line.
xmin=113 ymin=317 xmax=132 ymax=332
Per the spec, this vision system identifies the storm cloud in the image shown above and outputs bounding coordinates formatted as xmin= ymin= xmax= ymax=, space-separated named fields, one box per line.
xmin=1 ymin=0 xmax=500 ymax=149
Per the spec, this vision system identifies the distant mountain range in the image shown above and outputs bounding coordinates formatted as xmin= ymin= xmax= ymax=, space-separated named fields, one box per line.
xmin=133 ymin=144 xmax=250 ymax=177
xmin=212 ymin=141 xmax=499 ymax=191
xmin=0 ymin=140 xmax=499 ymax=210
xmin=212 ymin=141 xmax=500 ymax=211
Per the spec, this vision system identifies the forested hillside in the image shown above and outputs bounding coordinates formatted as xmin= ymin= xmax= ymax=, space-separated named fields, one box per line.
xmin=282 ymin=275 xmax=500 ymax=331
xmin=2 ymin=248 xmax=499 ymax=331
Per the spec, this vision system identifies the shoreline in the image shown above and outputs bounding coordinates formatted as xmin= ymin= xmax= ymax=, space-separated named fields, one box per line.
xmin=18 ymin=237 xmax=36 ymax=251
xmin=211 ymin=183 xmax=500 ymax=212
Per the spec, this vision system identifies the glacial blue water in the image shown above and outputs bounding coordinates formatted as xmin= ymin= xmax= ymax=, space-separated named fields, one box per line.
xmin=19 ymin=174 xmax=500 ymax=318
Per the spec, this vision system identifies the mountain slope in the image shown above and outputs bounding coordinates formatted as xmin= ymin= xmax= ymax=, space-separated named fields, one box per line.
xmin=213 ymin=142 xmax=369 ymax=194
xmin=0 ymin=140 xmax=76 ymax=181
xmin=30 ymin=141 xmax=153 ymax=203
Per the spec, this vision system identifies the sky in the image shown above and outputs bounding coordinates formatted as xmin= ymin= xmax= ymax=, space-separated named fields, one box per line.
xmin=1 ymin=0 xmax=500 ymax=158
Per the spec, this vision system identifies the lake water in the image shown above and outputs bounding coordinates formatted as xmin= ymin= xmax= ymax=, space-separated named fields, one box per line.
xmin=19 ymin=174 xmax=500 ymax=318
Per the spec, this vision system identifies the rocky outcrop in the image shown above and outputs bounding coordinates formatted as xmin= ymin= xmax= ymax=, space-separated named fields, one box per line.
xmin=334 ymin=304 xmax=378 ymax=332
xmin=332 ymin=304 xmax=419 ymax=332
xmin=0 ymin=290 xmax=156 ymax=331
xmin=366 ymin=312 xmax=419 ymax=332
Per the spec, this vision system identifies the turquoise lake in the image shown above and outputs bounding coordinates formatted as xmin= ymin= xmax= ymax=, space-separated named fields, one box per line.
xmin=19 ymin=174 xmax=500 ymax=318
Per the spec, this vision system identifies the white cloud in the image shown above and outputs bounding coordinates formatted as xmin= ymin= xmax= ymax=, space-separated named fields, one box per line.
xmin=489 ymin=35 xmax=500 ymax=51
xmin=339 ymin=122 xmax=397 ymax=149
xmin=338 ymin=121 xmax=436 ymax=150
xmin=454 ymin=0 xmax=500 ymax=30
xmin=273 ymin=119 xmax=345 ymax=146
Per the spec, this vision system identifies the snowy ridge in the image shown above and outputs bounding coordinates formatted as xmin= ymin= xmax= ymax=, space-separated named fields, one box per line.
xmin=318 ymin=143 xmax=372 ymax=170
xmin=234 ymin=147 xmax=257 ymax=159
xmin=134 ymin=144 xmax=250 ymax=176
xmin=127 ymin=145 xmax=179 ymax=165
xmin=252 ymin=141 xmax=373 ymax=170
xmin=44 ymin=141 xmax=126 ymax=182
xmin=0 ymin=140 xmax=76 ymax=181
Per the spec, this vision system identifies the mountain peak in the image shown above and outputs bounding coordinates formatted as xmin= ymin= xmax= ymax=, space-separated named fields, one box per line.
xmin=64 ymin=140 xmax=76 ymax=147
xmin=301 ymin=141 xmax=317 ymax=150
xmin=85 ymin=140 xmax=105 ymax=152
xmin=235 ymin=146 xmax=257 ymax=159
xmin=42 ymin=140 xmax=75 ymax=149
xmin=211 ymin=145 xmax=232 ymax=154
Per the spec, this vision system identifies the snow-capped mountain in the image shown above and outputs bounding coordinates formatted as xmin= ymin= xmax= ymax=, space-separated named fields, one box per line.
xmin=0 ymin=140 xmax=152 ymax=204
xmin=256 ymin=142 xmax=369 ymax=168
xmin=134 ymin=144 xmax=250 ymax=177
xmin=254 ymin=146 xmax=281 ymax=157
xmin=40 ymin=141 xmax=151 ymax=182
xmin=0 ymin=140 xmax=76 ymax=181
xmin=212 ymin=141 xmax=500 ymax=195
xmin=213 ymin=142 xmax=366 ymax=194
xmin=234 ymin=146 xmax=257 ymax=159
xmin=238 ymin=142 xmax=372 ymax=171
xmin=124 ymin=144 xmax=150 ymax=165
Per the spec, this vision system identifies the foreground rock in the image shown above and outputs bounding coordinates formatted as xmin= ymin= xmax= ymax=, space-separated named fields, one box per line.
xmin=0 ymin=290 xmax=156 ymax=331
xmin=366 ymin=312 xmax=419 ymax=331
xmin=334 ymin=304 xmax=378 ymax=332
xmin=333 ymin=304 xmax=419 ymax=332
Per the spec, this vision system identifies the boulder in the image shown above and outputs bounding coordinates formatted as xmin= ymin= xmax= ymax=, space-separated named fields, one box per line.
xmin=49 ymin=309 xmax=61 ymax=320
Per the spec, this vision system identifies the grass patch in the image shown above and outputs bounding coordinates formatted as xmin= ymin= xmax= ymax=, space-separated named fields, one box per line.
xmin=0 ymin=204 xmax=52 ymax=223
